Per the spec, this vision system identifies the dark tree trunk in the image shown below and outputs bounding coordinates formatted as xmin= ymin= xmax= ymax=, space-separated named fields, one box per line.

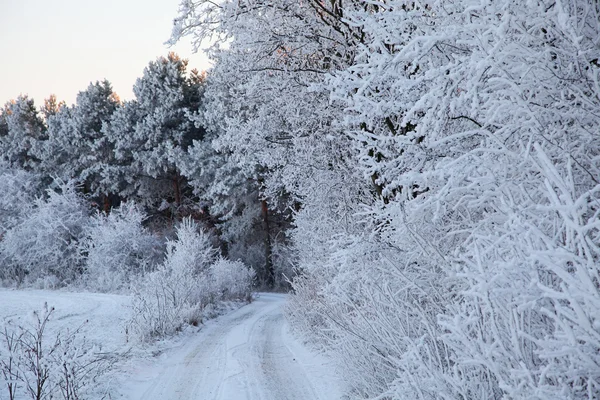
xmin=103 ymin=193 xmax=111 ymax=213
xmin=261 ymin=199 xmax=275 ymax=288
xmin=173 ymin=171 xmax=181 ymax=207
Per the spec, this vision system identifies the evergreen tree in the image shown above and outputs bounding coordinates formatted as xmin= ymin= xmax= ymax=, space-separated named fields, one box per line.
xmin=40 ymin=94 xmax=65 ymax=121
xmin=41 ymin=81 xmax=120 ymax=200
xmin=0 ymin=96 xmax=46 ymax=170
xmin=108 ymin=53 xmax=205 ymax=214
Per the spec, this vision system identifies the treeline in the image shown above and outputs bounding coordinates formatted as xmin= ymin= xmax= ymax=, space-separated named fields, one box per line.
xmin=0 ymin=53 xmax=291 ymax=290
xmin=167 ymin=1 xmax=599 ymax=399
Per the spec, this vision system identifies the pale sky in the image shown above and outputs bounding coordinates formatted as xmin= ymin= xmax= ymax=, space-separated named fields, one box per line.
xmin=0 ymin=0 xmax=212 ymax=107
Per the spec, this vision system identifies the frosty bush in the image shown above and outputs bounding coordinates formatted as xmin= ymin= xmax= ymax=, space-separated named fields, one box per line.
xmin=0 ymin=164 xmax=42 ymax=286
xmin=211 ymin=257 xmax=255 ymax=301
xmin=129 ymin=218 xmax=256 ymax=341
xmin=324 ymin=0 xmax=600 ymax=397
xmin=0 ymin=303 xmax=114 ymax=400
xmin=79 ymin=202 xmax=162 ymax=292
xmin=0 ymin=163 xmax=40 ymax=235
xmin=0 ymin=181 xmax=89 ymax=286
xmin=287 ymin=230 xmax=455 ymax=399
xmin=129 ymin=218 xmax=218 ymax=340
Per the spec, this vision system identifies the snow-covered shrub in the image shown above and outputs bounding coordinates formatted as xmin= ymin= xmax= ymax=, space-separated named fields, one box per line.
xmin=435 ymin=146 xmax=600 ymax=399
xmin=308 ymin=0 xmax=600 ymax=398
xmin=0 ymin=180 xmax=89 ymax=286
xmin=288 ymin=229 xmax=454 ymax=399
xmin=227 ymin=241 xmax=262 ymax=271
xmin=0 ymin=163 xmax=42 ymax=285
xmin=79 ymin=202 xmax=162 ymax=292
xmin=0 ymin=163 xmax=41 ymax=235
xmin=129 ymin=218 xmax=218 ymax=340
xmin=285 ymin=265 xmax=335 ymax=354
xmin=0 ymin=303 xmax=114 ymax=400
xmin=211 ymin=257 xmax=255 ymax=301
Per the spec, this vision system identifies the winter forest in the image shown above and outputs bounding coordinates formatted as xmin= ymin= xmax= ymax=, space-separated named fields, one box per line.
xmin=1 ymin=0 xmax=599 ymax=399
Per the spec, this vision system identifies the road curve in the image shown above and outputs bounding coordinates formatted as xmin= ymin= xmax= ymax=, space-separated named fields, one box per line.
xmin=122 ymin=293 xmax=340 ymax=400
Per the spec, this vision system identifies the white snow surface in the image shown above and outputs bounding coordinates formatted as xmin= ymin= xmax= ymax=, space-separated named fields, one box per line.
xmin=0 ymin=290 xmax=343 ymax=399
xmin=0 ymin=288 xmax=130 ymax=351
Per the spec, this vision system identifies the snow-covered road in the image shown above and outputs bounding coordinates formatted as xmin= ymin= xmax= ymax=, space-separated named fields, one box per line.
xmin=121 ymin=293 xmax=342 ymax=400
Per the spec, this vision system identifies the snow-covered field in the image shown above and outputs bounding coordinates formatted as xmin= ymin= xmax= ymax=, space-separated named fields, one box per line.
xmin=0 ymin=289 xmax=131 ymax=350
xmin=0 ymin=289 xmax=132 ymax=399
xmin=0 ymin=290 xmax=342 ymax=399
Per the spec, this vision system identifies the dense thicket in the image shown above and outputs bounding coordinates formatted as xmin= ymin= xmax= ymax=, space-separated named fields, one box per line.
xmin=171 ymin=0 xmax=600 ymax=398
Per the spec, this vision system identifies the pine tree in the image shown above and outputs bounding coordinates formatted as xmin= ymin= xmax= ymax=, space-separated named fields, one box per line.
xmin=108 ymin=53 xmax=205 ymax=215
xmin=40 ymin=94 xmax=65 ymax=120
xmin=0 ymin=96 xmax=46 ymax=171
xmin=41 ymin=80 xmax=120 ymax=203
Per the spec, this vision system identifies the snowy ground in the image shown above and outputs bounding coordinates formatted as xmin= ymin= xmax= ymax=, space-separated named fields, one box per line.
xmin=0 ymin=290 xmax=343 ymax=400
xmin=0 ymin=289 xmax=132 ymax=399
xmin=0 ymin=288 xmax=131 ymax=352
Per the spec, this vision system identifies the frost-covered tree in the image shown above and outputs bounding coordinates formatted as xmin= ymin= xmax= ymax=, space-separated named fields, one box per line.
xmin=0 ymin=162 xmax=41 ymax=239
xmin=100 ymin=100 xmax=140 ymax=207
xmin=0 ymin=106 xmax=6 ymax=138
xmin=171 ymin=0 xmax=363 ymax=287
xmin=0 ymin=96 xmax=46 ymax=171
xmin=40 ymin=80 xmax=120 ymax=203
xmin=79 ymin=202 xmax=162 ymax=292
xmin=107 ymin=53 xmax=205 ymax=213
xmin=181 ymin=137 xmax=291 ymax=287
xmin=40 ymin=94 xmax=65 ymax=121
xmin=172 ymin=0 xmax=600 ymax=398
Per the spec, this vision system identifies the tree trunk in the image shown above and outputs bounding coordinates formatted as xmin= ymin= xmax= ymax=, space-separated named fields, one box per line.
xmin=173 ymin=171 xmax=181 ymax=207
xmin=261 ymin=199 xmax=275 ymax=288
xmin=103 ymin=193 xmax=111 ymax=213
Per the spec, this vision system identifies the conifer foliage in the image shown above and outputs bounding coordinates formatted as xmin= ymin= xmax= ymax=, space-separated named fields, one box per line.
xmin=40 ymin=80 xmax=120 ymax=198
xmin=0 ymin=96 xmax=46 ymax=170
xmin=107 ymin=53 xmax=204 ymax=211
